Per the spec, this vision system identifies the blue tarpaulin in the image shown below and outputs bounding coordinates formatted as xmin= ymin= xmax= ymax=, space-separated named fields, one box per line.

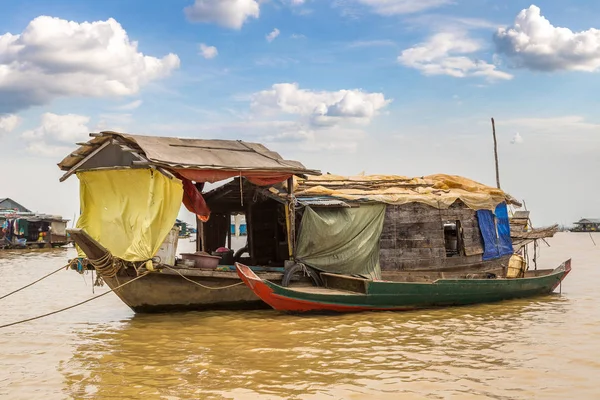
xmin=477 ymin=202 xmax=513 ymax=260
xmin=477 ymin=209 xmax=500 ymax=260
xmin=495 ymin=202 xmax=514 ymax=256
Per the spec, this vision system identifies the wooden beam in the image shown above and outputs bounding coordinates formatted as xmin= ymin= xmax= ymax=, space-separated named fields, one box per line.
xmin=59 ymin=140 xmax=111 ymax=182
xmin=227 ymin=212 xmax=232 ymax=249
xmin=67 ymin=228 xmax=108 ymax=259
xmin=287 ymin=176 xmax=296 ymax=260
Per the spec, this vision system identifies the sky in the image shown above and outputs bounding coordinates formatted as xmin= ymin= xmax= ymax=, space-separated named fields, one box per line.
xmin=0 ymin=0 xmax=599 ymax=227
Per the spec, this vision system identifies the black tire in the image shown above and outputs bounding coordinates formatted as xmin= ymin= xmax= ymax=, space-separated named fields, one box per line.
xmin=233 ymin=245 xmax=248 ymax=262
xmin=281 ymin=263 xmax=323 ymax=287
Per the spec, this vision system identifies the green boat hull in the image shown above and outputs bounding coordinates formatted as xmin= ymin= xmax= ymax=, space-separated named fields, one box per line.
xmin=236 ymin=260 xmax=571 ymax=313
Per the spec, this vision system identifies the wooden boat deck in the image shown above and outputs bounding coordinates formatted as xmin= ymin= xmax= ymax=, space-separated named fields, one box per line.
xmin=287 ymin=286 xmax=361 ymax=296
xmin=161 ymin=266 xmax=283 ymax=281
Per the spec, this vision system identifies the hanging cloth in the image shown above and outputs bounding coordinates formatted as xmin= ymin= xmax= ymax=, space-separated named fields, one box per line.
xmin=295 ymin=204 xmax=386 ymax=279
xmin=477 ymin=210 xmax=500 ymax=260
xmin=76 ymin=169 xmax=183 ymax=262
xmin=177 ymin=174 xmax=211 ymax=222
xmin=495 ymin=202 xmax=513 ymax=256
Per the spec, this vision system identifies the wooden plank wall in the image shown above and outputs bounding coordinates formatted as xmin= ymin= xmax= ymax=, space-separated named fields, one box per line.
xmin=248 ymin=200 xmax=284 ymax=265
xmin=379 ymin=201 xmax=485 ymax=271
xmin=201 ymin=213 xmax=228 ymax=253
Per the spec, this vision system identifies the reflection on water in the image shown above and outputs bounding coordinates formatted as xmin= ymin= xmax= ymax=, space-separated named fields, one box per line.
xmin=1 ymin=234 xmax=599 ymax=399
xmin=63 ymin=299 xmax=571 ymax=400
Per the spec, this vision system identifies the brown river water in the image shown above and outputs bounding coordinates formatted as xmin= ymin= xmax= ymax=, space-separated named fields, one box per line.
xmin=0 ymin=233 xmax=599 ymax=400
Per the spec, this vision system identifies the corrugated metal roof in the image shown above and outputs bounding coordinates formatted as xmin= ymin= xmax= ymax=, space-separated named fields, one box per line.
xmin=57 ymin=131 xmax=320 ymax=176
xmin=512 ymin=210 xmax=530 ymax=219
xmin=0 ymin=197 xmax=31 ymax=213
xmin=575 ymin=218 xmax=600 ymax=224
xmin=297 ymin=197 xmax=351 ymax=208
xmin=0 ymin=212 xmax=67 ymax=222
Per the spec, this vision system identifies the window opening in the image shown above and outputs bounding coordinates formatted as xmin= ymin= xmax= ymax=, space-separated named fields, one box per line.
xmin=444 ymin=220 xmax=463 ymax=257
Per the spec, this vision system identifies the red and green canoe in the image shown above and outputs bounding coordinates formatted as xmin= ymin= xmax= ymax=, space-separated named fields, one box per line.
xmin=235 ymin=260 xmax=571 ymax=313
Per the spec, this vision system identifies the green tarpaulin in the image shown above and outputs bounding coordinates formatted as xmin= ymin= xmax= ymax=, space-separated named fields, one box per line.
xmin=295 ymin=204 xmax=386 ymax=280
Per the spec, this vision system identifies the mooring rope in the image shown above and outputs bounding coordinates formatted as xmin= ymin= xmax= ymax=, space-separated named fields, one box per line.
xmin=161 ymin=265 xmax=245 ymax=290
xmin=0 ymin=272 xmax=149 ymax=329
xmin=89 ymin=251 xmax=123 ymax=278
xmin=0 ymin=264 xmax=68 ymax=301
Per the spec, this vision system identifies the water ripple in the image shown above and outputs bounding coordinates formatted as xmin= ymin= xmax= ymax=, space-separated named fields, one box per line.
xmin=0 ymin=234 xmax=599 ymax=399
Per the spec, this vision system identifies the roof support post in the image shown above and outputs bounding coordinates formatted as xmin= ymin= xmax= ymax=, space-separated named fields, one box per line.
xmin=287 ymin=176 xmax=296 ymax=260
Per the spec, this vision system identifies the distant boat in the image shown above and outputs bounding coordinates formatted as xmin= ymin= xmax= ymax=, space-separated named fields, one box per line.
xmin=1 ymin=198 xmax=70 ymax=250
xmin=571 ymin=218 xmax=600 ymax=232
xmin=235 ymin=260 xmax=571 ymax=313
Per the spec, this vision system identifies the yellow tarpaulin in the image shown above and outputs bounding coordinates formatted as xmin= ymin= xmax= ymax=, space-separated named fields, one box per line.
xmin=76 ymin=169 xmax=183 ymax=262
xmin=290 ymin=174 xmax=515 ymax=211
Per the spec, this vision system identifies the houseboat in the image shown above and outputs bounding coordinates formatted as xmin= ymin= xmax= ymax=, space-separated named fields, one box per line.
xmin=1 ymin=198 xmax=70 ymax=249
xmin=571 ymin=218 xmax=600 ymax=232
xmin=58 ymin=131 xmax=566 ymax=313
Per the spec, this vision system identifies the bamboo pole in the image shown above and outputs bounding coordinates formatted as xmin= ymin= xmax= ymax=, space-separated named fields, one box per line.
xmin=491 ymin=117 xmax=501 ymax=189
xmin=287 ymin=176 xmax=296 ymax=260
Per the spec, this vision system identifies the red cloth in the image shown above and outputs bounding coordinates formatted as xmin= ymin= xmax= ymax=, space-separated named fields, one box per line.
xmin=179 ymin=175 xmax=211 ymax=222
xmin=175 ymin=169 xmax=291 ymax=186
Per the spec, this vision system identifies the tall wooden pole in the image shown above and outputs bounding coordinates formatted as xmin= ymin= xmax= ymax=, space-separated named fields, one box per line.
xmin=287 ymin=176 xmax=296 ymax=260
xmin=491 ymin=117 xmax=501 ymax=189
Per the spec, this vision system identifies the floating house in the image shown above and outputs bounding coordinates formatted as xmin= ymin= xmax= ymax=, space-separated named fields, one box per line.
xmin=572 ymin=218 xmax=600 ymax=232
xmin=58 ymin=131 xmax=558 ymax=313
xmin=201 ymin=174 xmax=522 ymax=276
xmin=58 ymin=131 xmax=317 ymax=312
xmin=0 ymin=198 xmax=31 ymax=213
xmin=0 ymin=198 xmax=70 ymax=249
xmin=175 ymin=219 xmax=191 ymax=238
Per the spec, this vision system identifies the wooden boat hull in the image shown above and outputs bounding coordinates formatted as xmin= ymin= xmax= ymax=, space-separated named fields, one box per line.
xmin=235 ymin=260 xmax=572 ymax=313
xmin=103 ymin=268 xmax=283 ymax=313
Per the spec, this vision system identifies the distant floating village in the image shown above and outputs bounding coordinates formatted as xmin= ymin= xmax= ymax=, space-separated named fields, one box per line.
xmin=0 ymin=198 xmax=70 ymax=249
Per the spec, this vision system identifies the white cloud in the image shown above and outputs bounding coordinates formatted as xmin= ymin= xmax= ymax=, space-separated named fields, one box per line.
xmin=185 ymin=0 xmax=260 ymax=29
xmin=0 ymin=16 xmax=180 ymax=114
xmin=355 ymin=0 xmax=452 ymax=15
xmin=266 ymin=28 xmax=280 ymax=43
xmin=116 ymin=100 xmax=143 ymax=111
xmin=502 ymin=115 xmax=600 ymax=133
xmin=22 ymin=113 xmax=90 ymax=156
xmin=94 ymin=113 xmax=132 ymax=133
xmin=291 ymin=34 xmax=306 ymax=39
xmin=262 ymin=126 xmax=364 ymax=153
xmin=25 ymin=141 xmax=74 ymax=158
xmin=511 ymin=132 xmax=523 ymax=144
xmin=251 ymin=83 xmax=391 ymax=126
xmin=406 ymin=15 xmax=498 ymax=31
xmin=0 ymin=114 xmax=20 ymax=135
xmin=249 ymin=83 xmax=391 ymax=152
xmin=23 ymin=113 xmax=90 ymax=143
xmin=199 ymin=43 xmax=218 ymax=59
xmin=398 ymin=32 xmax=513 ymax=80
xmin=495 ymin=5 xmax=600 ymax=72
